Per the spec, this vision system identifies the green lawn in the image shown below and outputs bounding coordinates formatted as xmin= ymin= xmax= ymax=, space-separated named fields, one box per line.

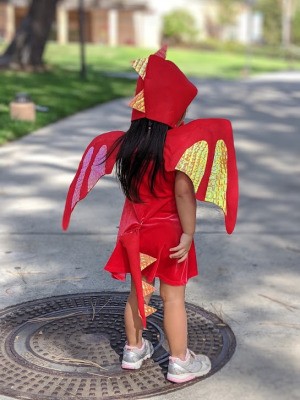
xmin=0 ymin=68 xmax=135 ymax=145
xmin=0 ymin=42 xmax=299 ymax=145
xmin=44 ymin=42 xmax=300 ymax=78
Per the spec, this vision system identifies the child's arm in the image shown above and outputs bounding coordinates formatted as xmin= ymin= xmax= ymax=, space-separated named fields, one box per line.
xmin=170 ymin=171 xmax=196 ymax=263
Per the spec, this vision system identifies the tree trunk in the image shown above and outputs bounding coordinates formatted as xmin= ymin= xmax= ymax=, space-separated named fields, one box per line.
xmin=282 ymin=0 xmax=293 ymax=47
xmin=0 ymin=0 xmax=60 ymax=69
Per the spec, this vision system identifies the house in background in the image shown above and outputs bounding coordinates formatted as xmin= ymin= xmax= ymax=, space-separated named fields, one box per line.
xmin=0 ymin=0 xmax=162 ymax=47
xmin=0 ymin=0 xmax=262 ymax=48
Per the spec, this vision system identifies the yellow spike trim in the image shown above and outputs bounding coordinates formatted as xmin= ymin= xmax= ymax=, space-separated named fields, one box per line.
xmin=142 ymin=281 xmax=155 ymax=297
xmin=140 ymin=253 xmax=157 ymax=271
xmin=205 ymin=140 xmax=228 ymax=214
xmin=131 ymin=57 xmax=149 ymax=79
xmin=175 ymin=141 xmax=208 ymax=192
xmin=129 ymin=89 xmax=145 ymax=113
xmin=144 ymin=304 xmax=157 ymax=317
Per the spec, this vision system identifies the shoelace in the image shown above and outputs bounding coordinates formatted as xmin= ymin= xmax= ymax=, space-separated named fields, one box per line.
xmin=188 ymin=350 xmax=196 ymax=359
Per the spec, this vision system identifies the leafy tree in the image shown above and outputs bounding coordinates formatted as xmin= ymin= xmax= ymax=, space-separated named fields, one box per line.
xmin=216 ymin=0 xmax=240 ymax=28
xmin=208 ymin=0 xmax=241 ymax=40
xmin=162 ymin=9 xmax=198 ymax=45
xmin=256 ymin=0 xmax=282 ymax=45
xmin=291 ymin=2 xmax=300 ymax=44
xmin=0 ymin=0 xmax=60 ymax=69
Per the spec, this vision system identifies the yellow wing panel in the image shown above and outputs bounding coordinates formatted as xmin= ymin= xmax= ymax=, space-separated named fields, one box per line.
xmin=175 ymin=141 xmax=208 ymax=192
xmin=205 ymin=140 xmax=228 ymax=214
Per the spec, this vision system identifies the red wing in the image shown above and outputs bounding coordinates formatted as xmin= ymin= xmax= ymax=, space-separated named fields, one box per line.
xmin=62 ymin=131 xmax=124 ymax=230
xmin=164 ymin=119 xmax=238 ymax=234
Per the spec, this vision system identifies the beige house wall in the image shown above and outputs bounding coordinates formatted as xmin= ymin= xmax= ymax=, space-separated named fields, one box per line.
xmin=108 ymin=9 xmax=118 ymax=46
xmin=0 ymin=3 xmax=15 ymax=42
xmin=90 ymin=9 xmax=109 ymax=44
xmin=134 ymin=11 xmax=161 ymax=48
xmin=57 ymin=6 xmax=68 ymax=44
xmin=0 ymin=3 xmax=7 ymax=40
xmin=118 ymin=10 xmax=135 ymax=45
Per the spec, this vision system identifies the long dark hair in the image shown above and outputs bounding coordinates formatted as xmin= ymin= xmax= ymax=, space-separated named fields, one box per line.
xmin=114 ymin=118 xmax=170 ymax=202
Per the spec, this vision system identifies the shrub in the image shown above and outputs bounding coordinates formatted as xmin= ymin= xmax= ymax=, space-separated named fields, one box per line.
xmin=256 ymin=0 xmax=282 ymax=46
xmin=162 ymin=9 xmax=198 ymax=45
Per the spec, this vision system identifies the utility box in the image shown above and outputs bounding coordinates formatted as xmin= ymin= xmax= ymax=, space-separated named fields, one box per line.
xmin=10 ymin=93 xmax=36 ymax=122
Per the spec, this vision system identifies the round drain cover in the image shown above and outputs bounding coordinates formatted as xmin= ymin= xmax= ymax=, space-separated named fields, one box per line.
xmin=0 ymin=292 xmax=235 ymax=399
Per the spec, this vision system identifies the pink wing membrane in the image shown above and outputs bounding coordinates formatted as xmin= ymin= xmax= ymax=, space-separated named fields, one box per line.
xmin=71 ymin=146 xmax=94 ymax=209
xmin=88 ymin=145 xmax=107 ymax=190
xmin=71 ymin=145 xmax=107 ymax=210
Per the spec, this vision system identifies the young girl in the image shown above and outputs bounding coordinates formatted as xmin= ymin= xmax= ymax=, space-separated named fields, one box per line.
xmin=62 ymin=47 xmax=238 ymax=383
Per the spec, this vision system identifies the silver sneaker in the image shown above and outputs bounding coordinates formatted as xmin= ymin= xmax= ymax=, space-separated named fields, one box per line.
xmin=122 ymin=339 xmax=154 ymax=370
xmin=167 ymin=349 xmax=211 ymax=383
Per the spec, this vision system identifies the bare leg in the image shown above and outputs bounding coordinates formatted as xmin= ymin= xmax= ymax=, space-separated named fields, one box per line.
xmin=160 ymin=280 xmax=187 ymax=360
xmin=124 ymin=277 xmax=154 ymax=347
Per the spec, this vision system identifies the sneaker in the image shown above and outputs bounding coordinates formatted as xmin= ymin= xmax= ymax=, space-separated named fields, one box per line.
xmin=121 ymin=338 xmax=154 ymax=370
xmin=167 ymin=349 xmax=211 ymax=383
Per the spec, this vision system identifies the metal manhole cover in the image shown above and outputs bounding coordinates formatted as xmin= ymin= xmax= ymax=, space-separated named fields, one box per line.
xmin=0 ymin=292 xmax=236 ymax=399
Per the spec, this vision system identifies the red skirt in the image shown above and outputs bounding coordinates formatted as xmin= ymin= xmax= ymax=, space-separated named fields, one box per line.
xmin=104 ymin=205 xmax=198 ymax=286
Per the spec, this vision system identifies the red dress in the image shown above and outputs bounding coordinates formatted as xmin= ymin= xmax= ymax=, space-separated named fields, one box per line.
xmin=62 ymin=118 xmax=238 ymax=326
xmin=104 ymin=168 xmax=198 ymax=286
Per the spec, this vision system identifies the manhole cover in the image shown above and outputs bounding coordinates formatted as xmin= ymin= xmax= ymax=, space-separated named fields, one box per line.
xmin=0 ymin=292 xmax=236 ymax=399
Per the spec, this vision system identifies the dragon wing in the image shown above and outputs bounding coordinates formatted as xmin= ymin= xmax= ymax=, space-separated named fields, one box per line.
xmin=62 ymin=130 xmax=124 ymax=231
xmin=164 ymin=118 xmax=238 ymax=234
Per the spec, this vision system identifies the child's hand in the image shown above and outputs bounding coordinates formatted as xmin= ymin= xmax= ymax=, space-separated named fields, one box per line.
xmin=169 ymin=233 xmax=193 ymax=263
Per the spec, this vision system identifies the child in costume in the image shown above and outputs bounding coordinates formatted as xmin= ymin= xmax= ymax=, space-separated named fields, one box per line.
xmin=62 ymin=46 xmax=238 ymax=383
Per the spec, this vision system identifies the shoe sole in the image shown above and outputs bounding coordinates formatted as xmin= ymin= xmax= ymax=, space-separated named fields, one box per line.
xmin=167 ymin=363 xmax=211 ymax=383
xmin=121 ymin=348 xmax=154 ymax=370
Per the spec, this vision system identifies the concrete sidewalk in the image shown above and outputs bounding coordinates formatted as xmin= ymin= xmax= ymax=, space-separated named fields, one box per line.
xmin=0 ymin=74 xmax=299 ymax=400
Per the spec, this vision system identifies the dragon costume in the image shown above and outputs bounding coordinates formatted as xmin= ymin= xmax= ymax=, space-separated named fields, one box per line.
xmin=62 ymin=47 xmax=238 ymax=328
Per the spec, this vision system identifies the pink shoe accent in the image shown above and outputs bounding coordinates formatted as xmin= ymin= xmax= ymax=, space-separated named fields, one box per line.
xmin=169 ymin=349 xmax=189 ymax=362
xmin=124 ymin=339 xmax=145 ymax=351
xmin=167 ymin=374 xmax=195 ymax=383
xmin=121 ymin=363 xmax=137 ymax=370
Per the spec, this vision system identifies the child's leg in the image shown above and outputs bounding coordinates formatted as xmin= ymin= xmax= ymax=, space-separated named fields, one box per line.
xmin=160 ymin=280 xmax=187 ymax=360
xmin=124 ymin=277 xmax=154 ymax=347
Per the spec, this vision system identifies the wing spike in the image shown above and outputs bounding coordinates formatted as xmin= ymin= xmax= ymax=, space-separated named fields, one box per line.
xmin=131 ymin=57 xmax=149 ymax=79
xmin=155 ymin=44 xmax=168 ymax=59
xmin=142 ymin=281 xmax=155 ymax=297
xmin=144 ymin=304 xmax=157 ymax=317
xmin=140 ymin=253 xmax=157 ymax=271
xmin=129 ymin=89 xmax=145 ymax=112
